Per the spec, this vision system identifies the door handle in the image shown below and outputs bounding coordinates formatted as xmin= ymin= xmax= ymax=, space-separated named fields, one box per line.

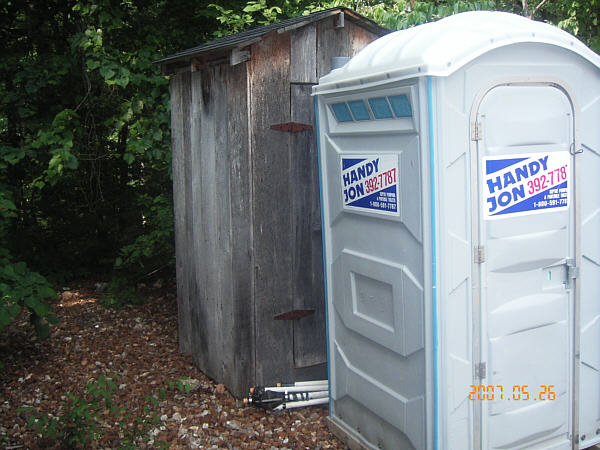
xmin=569 ymin=143 xmax=583 ymax=156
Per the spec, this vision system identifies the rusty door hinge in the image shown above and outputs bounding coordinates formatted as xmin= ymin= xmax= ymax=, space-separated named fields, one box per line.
xmin=273 ymin=309 xmax=315 ymax=320
xmin=270 ymin=122 xmax=313 ymax=133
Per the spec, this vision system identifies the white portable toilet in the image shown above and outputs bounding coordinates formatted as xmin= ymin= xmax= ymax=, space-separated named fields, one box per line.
xmin=313 ymin=11 xmax=600 ymax=450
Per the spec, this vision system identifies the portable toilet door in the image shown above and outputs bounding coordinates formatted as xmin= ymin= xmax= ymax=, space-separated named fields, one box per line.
xmin=473 ymin=82 xmax=576 ymax=449
xmin=314 ymin=11 xmax=600 ymax=450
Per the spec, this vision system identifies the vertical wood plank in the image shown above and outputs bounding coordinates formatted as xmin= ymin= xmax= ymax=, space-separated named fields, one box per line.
xmin=290 ymin=24 xmax=317 ymax=84
xmin=316 ymin=16 xmax=349 ymax=79
xmin=189 ymin=67 xmax=226 ymax=382
xmin=188 ymin=69 xmax=208 ymax=376
xmin=187 ymin=64 xmax=253 ymax=398
xmin=225 ymin=63 xmax=255 ymax=398
xmin=348 ymin=21 xmax=379 ymax=56
xmin=212 ymin=65 xmax=231 ymax=386
xmin=184 ymin=70 xmax=198 ymax=365
xmin=316 ymin=17 xmax=379 ymax=79
xmin=290 ymin=83 xmax=327 ymax=367
xmin=249 ymin=33 xmax=294 ymax=386
xmin=170 ymin=72 xmax=192 ymax=356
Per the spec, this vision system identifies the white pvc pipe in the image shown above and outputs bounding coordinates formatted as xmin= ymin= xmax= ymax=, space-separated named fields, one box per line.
xmin=273 ymin=396 xmax=329 ymax=411
xmin=287 ymin=380 xmax=328 ymax=386
xmin=284 ymin=390 xmax=328 ymax=401
xmin=265 ymin=385 xmax=329 ymax=394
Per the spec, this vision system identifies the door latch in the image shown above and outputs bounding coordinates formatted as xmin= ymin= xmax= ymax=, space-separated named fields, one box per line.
xmin=543 ymin=259 xmax=579 ymax=288
xmin=569 ymin=143 xmax=584 ymax=155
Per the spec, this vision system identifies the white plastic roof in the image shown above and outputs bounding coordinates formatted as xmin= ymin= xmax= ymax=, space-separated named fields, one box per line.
xmin=315 ymin=11 xmax=600 ymax=93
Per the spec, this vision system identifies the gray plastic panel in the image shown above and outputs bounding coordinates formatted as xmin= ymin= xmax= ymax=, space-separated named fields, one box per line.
xmin=317 ymin=37 xmax=600 ymax=450
xmin=435 ymin=45 xmax=600 ymax=450
xmin=318 ymin=82 xmax=426 ymax=450
xmin=331 ymin=249 xmax=424 ymax=356
xmin=578 ymin=60 xmax=600 ymax=449
xmin=334 ymin=345 xmax=425 ymax=449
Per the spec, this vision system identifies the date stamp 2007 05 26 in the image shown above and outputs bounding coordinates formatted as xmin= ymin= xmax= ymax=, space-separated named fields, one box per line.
xmin=469 ymin=385 xmax=557 ymax=401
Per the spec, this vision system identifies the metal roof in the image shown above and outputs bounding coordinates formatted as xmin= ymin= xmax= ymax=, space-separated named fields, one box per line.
xmin=314 ymin=11 xmax=600 ymax=94
xmin=156 ymin=7 xmax=389 ymax=66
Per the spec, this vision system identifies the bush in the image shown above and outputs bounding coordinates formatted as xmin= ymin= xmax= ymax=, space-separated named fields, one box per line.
xmin=19 ymin=374 xmax=168 ymax=449
xmin=0 ymin=249 xmax=58 ymax=367
xmin=100 ymin=277 xmax=142 ymax=309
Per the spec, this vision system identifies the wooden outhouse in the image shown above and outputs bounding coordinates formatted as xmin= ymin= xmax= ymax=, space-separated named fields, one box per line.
xmin=158 ymin=8 xmax=388 ymax=398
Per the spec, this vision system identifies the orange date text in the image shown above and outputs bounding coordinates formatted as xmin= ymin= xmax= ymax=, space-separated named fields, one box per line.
xmin=468 ymin=385 xmax=556 ymax=401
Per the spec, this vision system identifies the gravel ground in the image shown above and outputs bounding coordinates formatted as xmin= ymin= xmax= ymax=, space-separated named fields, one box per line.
xmin=0 ymin=281 xmax=344 ymax=449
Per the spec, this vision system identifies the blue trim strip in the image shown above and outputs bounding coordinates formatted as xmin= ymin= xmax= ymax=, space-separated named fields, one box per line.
xmin=428 ymin=76 xmax=439 ymax=450
xmin=314 ymin=96 xmax=332 ymax=412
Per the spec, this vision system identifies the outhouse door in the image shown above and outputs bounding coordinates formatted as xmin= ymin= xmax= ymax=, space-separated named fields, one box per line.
xmin=473 ymin=83 xmax=577 ymax=450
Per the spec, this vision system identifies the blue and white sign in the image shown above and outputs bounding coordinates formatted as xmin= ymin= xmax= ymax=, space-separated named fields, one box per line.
xmin=341 ymin=154 xmax=399 ymax=216
xmin=483 ymin=152 xmax=570 ymax=220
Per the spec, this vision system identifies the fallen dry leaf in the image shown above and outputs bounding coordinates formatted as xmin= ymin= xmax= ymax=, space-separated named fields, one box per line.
xmin=0 ymin=280 xmax=343 ymax=449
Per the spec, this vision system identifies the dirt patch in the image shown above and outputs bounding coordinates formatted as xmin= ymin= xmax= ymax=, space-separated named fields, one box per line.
xmin=0 ymin=281 xmax=344 ymax=448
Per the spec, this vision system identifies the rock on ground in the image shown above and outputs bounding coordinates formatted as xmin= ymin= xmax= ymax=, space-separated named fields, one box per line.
xmin=0 ymin=281 xmax=344 ymax=449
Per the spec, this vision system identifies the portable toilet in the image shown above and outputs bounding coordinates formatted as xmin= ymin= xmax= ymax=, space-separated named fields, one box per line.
xmin=313 ymin=11 xmax=600 ymax=450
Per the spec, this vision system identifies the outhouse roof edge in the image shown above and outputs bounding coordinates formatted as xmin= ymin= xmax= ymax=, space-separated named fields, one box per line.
xmin=155 ymin=7 xmax=389 ymax=69
xmin=313 ymin=11 xmax=600 ymax=95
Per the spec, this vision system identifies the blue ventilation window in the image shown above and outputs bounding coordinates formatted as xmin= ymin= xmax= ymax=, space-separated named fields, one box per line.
xmin=331 ymin=102 xmax=353 ymax=123
xmin=368 ymin=97 xmax=393 ymax=119
xmin=388 ymin=94 xmax=413 ymax=118
xmin=348 ymin=100 xmax=371 ymax=121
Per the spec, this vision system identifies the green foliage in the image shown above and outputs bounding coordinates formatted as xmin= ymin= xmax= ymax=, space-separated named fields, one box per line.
xmin=19 ymin=374 xmax=167 ymax=449
xmin=114 ymin=193 xmax=174 ymax=276
xmin=0 ymin=83 xmax=58 ymax=347
xmin=20 ymin=374 xmax=118 ymax=446
xmin=119 ymin=391 xmax=166 ymax=450
xmin=31 ymin=109 xmax=80 ymax=185
xmin=0 ymin=249 xmax=57 ymax=341
xmin=101 ymin=277 xmax=142 ymax=309
xmin=166 ymin=377 xmax=194 ymax=394
xmin=301 ymin=0 xmax=498 ymax=29
xmin=209 ymin=0 xmax=502 ymax=37
xmin=210 ymin=0 xmax=599 ymax=53
xmin=210 ymin=0 xmax=288 ymax=36
xmin=550 ymin=0 xmax=600 ymax=52
xmin=0 ymin=0 xmax=218 ymax=284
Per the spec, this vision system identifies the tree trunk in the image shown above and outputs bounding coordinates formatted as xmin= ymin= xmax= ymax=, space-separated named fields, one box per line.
xmin=522 ymin=0 xmax=531 ymax=18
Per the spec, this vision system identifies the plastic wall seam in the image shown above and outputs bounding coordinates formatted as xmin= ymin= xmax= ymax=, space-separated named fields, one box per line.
xmin=427 ymin=76 xmax=439 ymax=450
xmin=314 ymin=96 xmax=332 ymax=412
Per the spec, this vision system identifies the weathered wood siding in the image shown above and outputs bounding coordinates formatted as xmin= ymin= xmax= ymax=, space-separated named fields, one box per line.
xmin=170 ymin=72 xmax=192 ymax=356
xmin=249 ymin=32 xmax=295 ymax=385
xmin=289 ymin=24 xmax=323 ymax=367
xmin=175 ymin=63 xmax=253 ymax=398
xmin=290 ymin=23 xmax=317 ymax=84
xmin=316 ymin=16 xmax=378 ymax=77
xmin=290 ymin=82 xmax=325 ymax=368
xmin=226 ymin=63 xmax=255 ymax=396
xmin=171 ymin=13 xmax=381 ymax=397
